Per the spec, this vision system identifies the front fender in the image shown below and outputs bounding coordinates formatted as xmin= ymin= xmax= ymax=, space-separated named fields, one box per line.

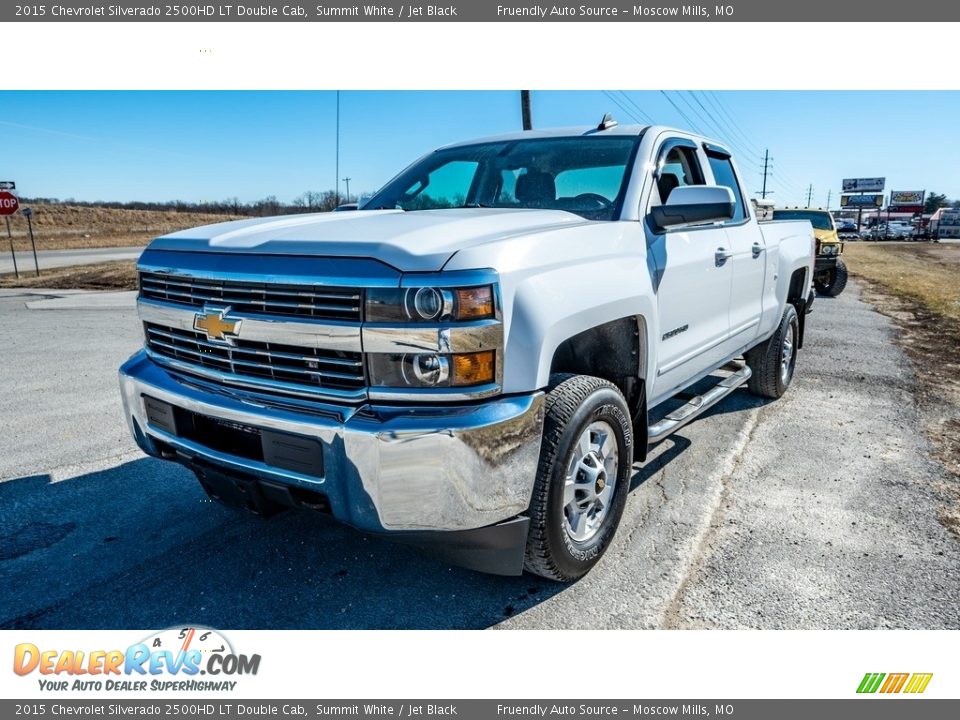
xmin=501 ymin=256 xmax=658 ymax=393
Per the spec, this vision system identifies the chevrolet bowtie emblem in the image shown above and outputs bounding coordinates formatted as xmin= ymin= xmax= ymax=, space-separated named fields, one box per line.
xmin=194 ymin=307 xmax=242 ymax=343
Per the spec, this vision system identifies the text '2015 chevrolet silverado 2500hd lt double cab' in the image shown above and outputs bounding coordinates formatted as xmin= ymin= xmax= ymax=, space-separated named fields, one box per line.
xmin=119 ymin=120 xmax=815 ymax=581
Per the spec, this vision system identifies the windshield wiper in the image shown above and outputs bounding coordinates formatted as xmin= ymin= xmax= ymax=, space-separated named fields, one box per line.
xmin=460 ymin=202 xmax=492 ymax=208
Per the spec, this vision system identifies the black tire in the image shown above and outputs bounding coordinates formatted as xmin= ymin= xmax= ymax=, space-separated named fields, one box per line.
xmin=813 ymin=258 xmax=848 ymax=297
xmin=524 ymin=374 xmax=634 ymax=582
xmin=745 ymin=304 xmax=799 ymax=399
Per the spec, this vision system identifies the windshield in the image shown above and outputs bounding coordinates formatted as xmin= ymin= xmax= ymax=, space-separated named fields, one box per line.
xmin=364 ymin=136 xmax=640 ymax=221
xmin=772 ymin=209 xmax=835 ymax=231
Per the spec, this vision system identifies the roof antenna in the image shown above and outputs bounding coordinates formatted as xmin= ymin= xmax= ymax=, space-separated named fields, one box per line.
xmin=597 ymin=113 xmax=618 ymax=131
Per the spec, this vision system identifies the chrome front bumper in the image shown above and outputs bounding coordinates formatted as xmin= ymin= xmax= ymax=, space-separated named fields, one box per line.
xmin=119 ymin=350 xmax=545 ymax=534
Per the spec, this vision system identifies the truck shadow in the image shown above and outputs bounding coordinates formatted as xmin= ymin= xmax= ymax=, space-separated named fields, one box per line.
xmin=0 ymin=459 xmax=562 ymax=630
xmin=0 ymin=387 xmax=764 ymax=631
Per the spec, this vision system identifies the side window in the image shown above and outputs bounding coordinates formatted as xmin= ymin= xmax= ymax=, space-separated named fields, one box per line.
xmin=656 ymin=144 xmax=705 ymax=204
xmin=706 ymin=152 xmax=746 ymax=222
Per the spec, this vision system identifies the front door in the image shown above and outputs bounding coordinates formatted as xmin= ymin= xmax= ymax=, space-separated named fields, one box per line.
xmin=647 ymin=138 xmax=733 ymax=404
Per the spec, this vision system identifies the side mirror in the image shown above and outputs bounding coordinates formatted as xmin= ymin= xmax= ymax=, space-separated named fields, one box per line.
xmin=651 ymin=185 xmax=736 ymax=231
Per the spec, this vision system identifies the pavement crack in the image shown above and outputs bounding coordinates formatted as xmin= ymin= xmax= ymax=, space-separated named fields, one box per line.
xmin=658 ymin=405 xmax=762 ymax=629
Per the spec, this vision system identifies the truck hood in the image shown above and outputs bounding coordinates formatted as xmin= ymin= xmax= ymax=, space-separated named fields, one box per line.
xmin=813 ymin=228 xmax=840 ymax=244
xmin=150 ymin=208 xmax=592 ymax=273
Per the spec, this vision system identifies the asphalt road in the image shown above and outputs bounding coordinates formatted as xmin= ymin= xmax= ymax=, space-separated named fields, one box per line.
xmin=0 ymin=246 xmax=143 ymax=274
xmin=1 ymin=283 xmax=958 ymax=629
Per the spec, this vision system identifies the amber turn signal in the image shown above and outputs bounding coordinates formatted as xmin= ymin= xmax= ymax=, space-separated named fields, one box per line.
xmin=451 ymin=351 xmax=496 ymax=386
xmin=455 ymin=286 xmax=495 ymax=320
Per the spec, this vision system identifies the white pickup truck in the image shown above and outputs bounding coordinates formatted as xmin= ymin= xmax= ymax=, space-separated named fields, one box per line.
xmin=119 ymin=120 xmax=815 ymax=580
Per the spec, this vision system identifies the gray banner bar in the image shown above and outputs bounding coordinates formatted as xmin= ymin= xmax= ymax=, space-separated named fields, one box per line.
xmin=3 ymin=0 xmax=959 ymax=22
xmin=2 ymin=700 xmax=959 ymax=719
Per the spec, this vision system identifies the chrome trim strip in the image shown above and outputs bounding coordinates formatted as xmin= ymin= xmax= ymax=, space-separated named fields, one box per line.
xmin=145 ymin=349 xmax=367 ymax=403
xmin=147 ymin=423 xmax=327 ymax=488
xmin=362 ymin=320 xmax=502 ymax=354
xmin=367 ymin=383 xmax=502 ymax=402
xmin=138 ymin=298 xmax=362 ymax=352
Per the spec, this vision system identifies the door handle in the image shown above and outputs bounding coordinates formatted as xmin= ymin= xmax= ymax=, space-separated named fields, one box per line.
xmin=715 ymin=247 xmax=734 ymax=265
xmin=752 ymin=242 xmax=765 ymax=258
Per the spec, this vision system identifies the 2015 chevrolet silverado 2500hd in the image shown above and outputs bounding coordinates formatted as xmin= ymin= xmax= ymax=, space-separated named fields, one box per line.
xmin=119 ymin=120 xmax=815 ymax=581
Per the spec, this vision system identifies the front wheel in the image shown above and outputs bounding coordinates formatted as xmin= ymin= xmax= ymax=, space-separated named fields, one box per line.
xmin=814 ymin=258 xmax=848 ymax=297
xmin=524 ymin=375 xmax=634 ymax=582
xmin=745 ymin=304 xmax=799 ymax=399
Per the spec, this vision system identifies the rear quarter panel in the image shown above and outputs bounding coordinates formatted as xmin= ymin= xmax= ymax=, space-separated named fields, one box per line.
xmin=759 ymin=219 xmax=815 ymax=335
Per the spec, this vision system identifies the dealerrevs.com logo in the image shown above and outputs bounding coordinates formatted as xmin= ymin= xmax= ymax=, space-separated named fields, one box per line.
xmin=13 ymin=627 xmax=261 ymax=693
xmin=857 ymin=673 xmax=933 ymax=694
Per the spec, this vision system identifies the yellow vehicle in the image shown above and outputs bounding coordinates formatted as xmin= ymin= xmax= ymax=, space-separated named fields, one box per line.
xmin=772 ymin=208 xmax=847 ymax=296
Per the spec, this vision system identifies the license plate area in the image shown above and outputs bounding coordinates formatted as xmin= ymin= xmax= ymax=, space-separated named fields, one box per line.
xmin=143 ymin=395 xmax=324 ymax=478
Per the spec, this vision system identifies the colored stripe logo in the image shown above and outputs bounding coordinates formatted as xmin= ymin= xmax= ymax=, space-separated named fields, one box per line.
xmin=857 ymin=672 xmax=933 ymax=694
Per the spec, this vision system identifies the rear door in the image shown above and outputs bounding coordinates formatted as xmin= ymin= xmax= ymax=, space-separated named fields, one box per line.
xmin=703 ymin=144 xmax=767 ymax=351
xmin=647 ymin=137 xmax=733 ymax=403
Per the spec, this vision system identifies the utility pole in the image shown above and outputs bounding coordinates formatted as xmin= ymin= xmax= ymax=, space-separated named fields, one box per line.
xmin=520 ymin=90 xmax=533 ymax=131
xmin=806 ymin=184 xmax=814 ymax=209
xmin=826 ymin=189 xmax=832 ymax=210
xmin=759 ymin=149 xmax=771 ymax=199
xmin=342 ymin=177 xmax=352 ymax=203
xmin=335 ymin=90 xmax=340 ymax=204
xmin=5 ymin=216 xmax=18 ymax=279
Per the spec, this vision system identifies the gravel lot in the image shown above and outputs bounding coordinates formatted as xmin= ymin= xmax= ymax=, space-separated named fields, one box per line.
xmin=1 ymin=282 xmax=958 ymax=629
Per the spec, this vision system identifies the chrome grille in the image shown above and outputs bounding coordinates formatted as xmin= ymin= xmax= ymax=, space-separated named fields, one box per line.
xmin=145 ymin=323 xmax=365 ymax=394
xmin=139 ymin=272 xmax=362 ymax=322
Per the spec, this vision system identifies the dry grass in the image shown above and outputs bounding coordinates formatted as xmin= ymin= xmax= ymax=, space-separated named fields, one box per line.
xmin=2 ymin=204 xmax=242 ymax=252
xmin=0 ymin=260 xmax=137 ymax=291
xmin=844 ymin=241 xmax=960 ymax=534
xmin=843 ymin=242 xmax=960 ymax=322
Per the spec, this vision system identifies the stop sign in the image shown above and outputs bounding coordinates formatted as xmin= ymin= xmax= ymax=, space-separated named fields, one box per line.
xmin=0 ymin=191 xmax=19 ymax=216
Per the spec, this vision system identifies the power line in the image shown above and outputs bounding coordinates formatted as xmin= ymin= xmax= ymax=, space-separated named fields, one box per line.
xmin=659 ymin=91 xmax=705 ymax=134
xmin=678 ymin=90 xmax=726 ymax=139
xmin=617 ymin=91 xmax=656 ymax=124
xmin=690 ymin=91 xmax=763 ymax=164
xmin=705 ymin=91 xmax=765 ymax=157
xmin=686 ymin=91 xmax=760 ymax=162
xmin=601 ymin=90 xmax=645 ymax=125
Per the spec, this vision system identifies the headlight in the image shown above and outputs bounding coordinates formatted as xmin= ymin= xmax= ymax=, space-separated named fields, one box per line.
xmin=366 ymin=285 xmax=495 ymax=322
xmin=368 ymin=350 xmax=495 ymax=388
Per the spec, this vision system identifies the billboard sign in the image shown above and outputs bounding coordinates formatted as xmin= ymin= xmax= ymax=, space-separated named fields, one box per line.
xmin=889 ymin=190 xmax=925 ymax=206
xmin=841 ymin=194 xmax=884 ymax=208
xmin=842 ymin=177 xmax=885 ymax=192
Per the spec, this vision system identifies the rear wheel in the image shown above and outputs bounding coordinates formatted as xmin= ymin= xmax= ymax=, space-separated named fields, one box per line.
xmin=745 ymin=304 xmax=799 ymax=399
xmin=524 ymin=375 xmax=633 ymax=582
xmin=814 ymin=258 xmax=848 ymax=297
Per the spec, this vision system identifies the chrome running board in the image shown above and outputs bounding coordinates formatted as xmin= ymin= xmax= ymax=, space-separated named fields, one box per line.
xmin=648 ymin=366 xmax=752 ymax=443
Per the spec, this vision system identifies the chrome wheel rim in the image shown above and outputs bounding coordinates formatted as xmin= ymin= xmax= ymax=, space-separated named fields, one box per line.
xmin=562 ymin=420 xmax=619 ymax=543
xmin=780 ymin=323 xmax=795 ymax=385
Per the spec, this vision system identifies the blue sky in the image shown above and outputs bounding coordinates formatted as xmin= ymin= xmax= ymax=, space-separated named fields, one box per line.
xmin=0 ymin=90 xmax=957 ymax=208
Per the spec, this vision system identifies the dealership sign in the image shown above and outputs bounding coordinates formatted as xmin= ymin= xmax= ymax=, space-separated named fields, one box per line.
xmin=889 ymin=190 xmax=925 ymax=206
xmin=841 ymin=194 xmax=884 ymax=208
xmin=842 ymin=177 xmax=885 ymax=192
